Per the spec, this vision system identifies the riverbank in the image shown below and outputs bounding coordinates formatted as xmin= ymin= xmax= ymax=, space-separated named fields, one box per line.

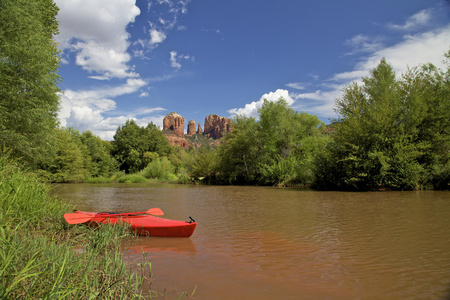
xmin=0 ymin=157 xmax=152 ymax=299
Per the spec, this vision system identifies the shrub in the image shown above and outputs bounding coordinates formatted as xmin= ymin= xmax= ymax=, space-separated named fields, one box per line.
xmin=141 ymin=157 xmax=175 ymax=180
xmin=85 ymin=176 xmax=113 ymax=183
xmin=115 ymin=174 xmax=148 ymax=183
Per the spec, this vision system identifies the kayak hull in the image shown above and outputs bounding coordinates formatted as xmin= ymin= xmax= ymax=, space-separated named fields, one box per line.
xmin=75 ymin=211 xmax=197 ymax=237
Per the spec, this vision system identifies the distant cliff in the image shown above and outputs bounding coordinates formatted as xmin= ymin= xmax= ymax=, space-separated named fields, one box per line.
xmin=163 ymin=112 xmax=185 ymax=137
xmin=203 ymin=114 xmax=232 ymax=140
xmin=162 ymin=112 xmax=232 ymax=148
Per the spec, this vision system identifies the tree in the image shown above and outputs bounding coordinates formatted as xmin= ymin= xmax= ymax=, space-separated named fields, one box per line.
xmin=216 ymin=99 xmax=325 ymax=186
xmin=217 ymin=115 xmax=261 ymax=184
xmin=146 ymin=122 xmax=172 ymax=157
xmin=80 ymin=130 xmax=118 ymax=177
xmin=43 ymin=128 xmax=90 ymax=183
xmin=256 ymin=99 xmax=325 ymax=186
xmin=314 ymin=56 xmax=450 ymax=190
xmin=111 ymin=120 xmax=171 ymax=173
xmin=0 ymin=0 xmax=61 ymax=167
xmin=186 ymin=145 xmax=219 ymax=181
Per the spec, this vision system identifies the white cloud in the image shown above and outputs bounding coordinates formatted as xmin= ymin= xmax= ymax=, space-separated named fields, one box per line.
xmin=169 ymin=51 xmax=193 ymax=69
xmin=134 ymin=107 xmax=166 ymax=116
xmin=170 ymin=51 xmax=181 ymax=69
xmin=387 ymin=9 xmax=432 ymax=31
xmin=88 ymin=76 xmax=111 ymax=81
xmin=336 ymin=25 xmax=450 ymax=82
xmin=149 ymin=29 xmax=167 ymax=45
xmin=145 ymin=0 xmax=190 ymax=49
xmin=57 ymin=79 xmax=163 ymax=140
xmin=345 ymin=34 xmax=384 ymax=55
xmin=55 ymin=0 xmax=140 ymax=79
xmin=285 ymin=82 xmax=307 ymax=90
xmin=228 ymin=89 xmax=294 ymax=119
xmin=291 ymin=24 xmax=450 ymax=122
xmin=291 ymin=86 xmax=345 ymax=119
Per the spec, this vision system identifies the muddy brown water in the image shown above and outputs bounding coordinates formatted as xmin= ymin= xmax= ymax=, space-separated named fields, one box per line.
xmin=52 ymin=183 xmax=450 ymax=299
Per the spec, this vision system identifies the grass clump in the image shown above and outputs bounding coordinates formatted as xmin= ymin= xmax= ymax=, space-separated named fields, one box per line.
xmin=115 ymin=174 xmax=148 ymax=183
xmin=0 ymin=156 xmax=152 ymax=299
xmin=85 ymin=176 xmax=113 ymax=183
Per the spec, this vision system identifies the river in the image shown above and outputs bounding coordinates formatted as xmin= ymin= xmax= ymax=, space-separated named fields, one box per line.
xmin=52 ymin=183 xmax=450 ymax=299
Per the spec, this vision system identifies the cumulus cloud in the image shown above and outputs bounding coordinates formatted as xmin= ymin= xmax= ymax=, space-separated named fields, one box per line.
xmin=57 ymin=79 xmax=165 ymax=140
xmin=290 ymin=86 xmax=345 ymax=119
xmin=149 ymin=29 xmax=167 ymax=45
xmin=228 ymin=89 xmax=294 ymax=119
xmin=55 ymin=0 xmax=141 ymax=79
xmin=54 ymin=0 xmax=193 ymax=139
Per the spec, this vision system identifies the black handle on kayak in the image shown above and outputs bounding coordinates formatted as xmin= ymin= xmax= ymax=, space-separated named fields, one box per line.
xmin=189 ymin=216 xmax=196 ymax=223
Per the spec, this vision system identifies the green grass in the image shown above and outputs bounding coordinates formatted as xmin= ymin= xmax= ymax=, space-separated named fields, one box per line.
xmin=0 ymin=156 xmax=153 ymax=299
xmin=115 ymin=174 xmax=148 ymax=183
xmin=84 ymin=176 xmax=113 ymax=183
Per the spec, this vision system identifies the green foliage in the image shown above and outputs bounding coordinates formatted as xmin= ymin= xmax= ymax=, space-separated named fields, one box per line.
xmin=184 ymin=132 xmax=217 ymax=148
xmin=112 ymin=120 xmax=171 ymax=173
xmin=177 ymin=168 xmax=192 ymax=184
xmin=0 ymin=0 xmax=61 ymax=168
xmin=80 ymin=130 xmax=118 ymax=178
xmin=140 ymin=157 xmax=176 ymax=180
xmin=36 ymin=128 xmax=119 ymax=183
xmin=186 ymin=145 xmax=219 ymax=181
xmin=142 ymin=151 xmax=159 ymax=166
xmin=217 ymin=115 xmax=261 ymax=183
xmin=37 ymin=128 xmax=90 ymax=183
xmin=50 ymin=128 xmax=91 ymax=183
xmin=0 ymin=156 xmax=68 ymax=229
xmin=168 ymin=146 xmax=189 ymax=173
xmin=313 ymin=56 xmax=450 ymax=190
xmin=115 ymin=174 xmax=148 ymax=183
xmin=216 ymin=99 xmax=326 ymax=185
xmin=84 ymin=176 xmax=113 ymax=183
xmin=0 ymin=158 xmax=152 ymax=298
xmin=259 ymin=155 xmax=297 ymax=186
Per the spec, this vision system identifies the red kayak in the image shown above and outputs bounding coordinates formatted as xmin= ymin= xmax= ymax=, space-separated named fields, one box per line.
xmin=64 ymin=209 xmax=197 ymax=238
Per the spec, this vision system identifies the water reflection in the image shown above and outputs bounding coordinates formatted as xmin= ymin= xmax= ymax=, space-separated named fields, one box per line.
xmin=53 ymin=184 xmax=450 ymax=300
xmin=125 ymin=237 xmax=197 ymax=256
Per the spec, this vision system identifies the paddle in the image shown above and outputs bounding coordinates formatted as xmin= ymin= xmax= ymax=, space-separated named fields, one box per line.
xmin=64 ymin=208 xmax=164 ymax=225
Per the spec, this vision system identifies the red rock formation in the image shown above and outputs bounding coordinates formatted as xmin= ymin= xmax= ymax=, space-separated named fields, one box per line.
xmin=164 ymin=133 xmax=190 ymax=149
xmin=203 ymin=114 xmax=231 ymax=139
xmin=197 ymin=123 xmax=202 ymax=134
xmin=163 ymin=112 xmax=185 ymax=137
xmin=187 ymin=119 xmax=196 ymax=135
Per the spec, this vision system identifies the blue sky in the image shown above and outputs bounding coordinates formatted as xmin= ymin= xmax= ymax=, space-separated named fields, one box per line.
xmin=54 ymin=0 xmax=450 ymax=140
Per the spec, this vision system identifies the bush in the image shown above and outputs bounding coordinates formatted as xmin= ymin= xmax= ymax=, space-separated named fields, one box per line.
xmin=111 ymin=171 xmax=126 ymax=182
xmin=85 ymin=176 xmax=113 ymax=183
xmin=177 ymin=168 xmax=192 ymax=184
xmin=141 ymin=157 xmax=176 ymax=180
xmin=115 ymin=174 xmax=148 ymax=183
